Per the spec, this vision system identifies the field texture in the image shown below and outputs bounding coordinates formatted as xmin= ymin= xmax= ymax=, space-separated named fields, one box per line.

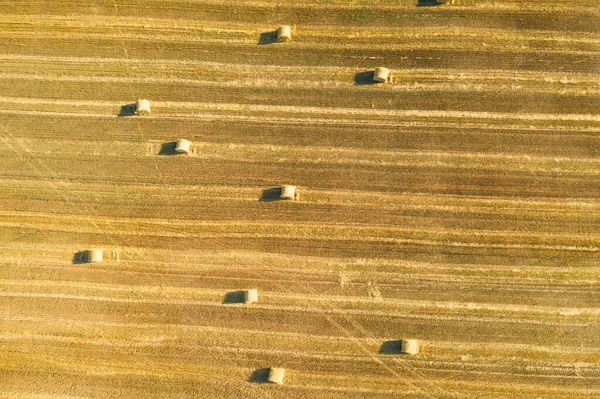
xmin=1 ymin=1 xmax=600 ymax=398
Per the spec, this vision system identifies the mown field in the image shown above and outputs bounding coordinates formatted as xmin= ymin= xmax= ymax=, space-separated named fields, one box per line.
xmin=1 ymin=1 xmax=599 ymax=398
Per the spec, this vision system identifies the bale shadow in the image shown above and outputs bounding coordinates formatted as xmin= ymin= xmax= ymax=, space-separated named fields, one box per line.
xmin=417 ymin=0 xmax=443 ymax=6
xmin=248 ymin=368 xmax=271 ymax=384
xmin=379 ymin=340 xmax=402 ymax=354
xmin=158 ymin=142 xmax=179 ymax=156
xmin=72 ymin=251 xmax=89 ymax=264
xmin=354 ymin=71 xmax=379 ymax=86
xmin=222 ymin=290 xmax=246 ymax=304
xmin=259 ymin=187 xmax=283 ymax=202
xmin=118 ymin=103 xmax=137 ymax=117
xmin=258 ymin=31 xmax=277 ymax=45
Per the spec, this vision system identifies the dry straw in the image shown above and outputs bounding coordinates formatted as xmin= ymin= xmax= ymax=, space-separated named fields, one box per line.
xmin=268 ymin=367 xmax=285 ymax=384
xmin=280 ymin=185 xmax=297 ymax=200
xmin=175 ymin=139 xmax=192 ymax=154
xmin=244 ymin=289 xmax=258 ymax=304
xmin=276 ymin=26 xmax=292 ymax=42
xmin=401 ymin=339 xmax=420 ymax=355
xmin=135 ymin=99 xmax=151 ymax=115
xmin=86 ymin=249 xmax=103 ymax=263
xmin=373 ymin=67 xmax=390 ymax=83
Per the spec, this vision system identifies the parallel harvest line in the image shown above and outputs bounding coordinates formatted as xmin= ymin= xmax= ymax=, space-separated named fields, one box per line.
xmin=0 ymin=292 xmax=592 ymax=327
xmin=3 ymin=222 xmax=598 ymax=253
xmin=5 ymin=31 xmax=600 ymax=55
xmin=2 ymin=54 xmax=599 ymax=79
xmin=2 ymin=212 xmax=597 ymax=245
xmin=2 ymin=96 xmax=600 ymax=122
xmin=6 ymin=138 xmax=600 ymax=175
xmin=8 ymin=0 xmax=597 ymax=12
xmin=4 ymin=278 xmax=600 ymax=316
xmin=4 ymin=176 xmax=600 ymax=210
xmin=2 ymin=73 xmax=599 ymax=96
xmin=5 ymin=261 xmax=600 ymax=293
xmin=3 ymin=15 xmax=599 ymax=44
xmin=4 ymin=334 xmax=599 ymax=378
xmin=4 ymin=315 xmax=599 ymax=356
xmin=5 ymin=250 xmax=600 ymax=288
xmin=4 ymin=109 xmax=600 ymax=134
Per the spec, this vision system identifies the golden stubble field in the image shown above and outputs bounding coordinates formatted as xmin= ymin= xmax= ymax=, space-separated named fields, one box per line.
xmin=1 ymin=0 xmax=599 ymax=398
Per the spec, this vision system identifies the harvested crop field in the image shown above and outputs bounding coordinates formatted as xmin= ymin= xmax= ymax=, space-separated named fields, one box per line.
xmin=1 ymin=1 xmax=600 ymax=398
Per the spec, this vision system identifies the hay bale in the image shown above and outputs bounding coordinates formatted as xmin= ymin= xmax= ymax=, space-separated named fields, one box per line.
xmin=276 ymin=26 xmax=291 ymax=42
xmin=175 ymin=139 xmax=191 ymax=154
xmin=401 ymin=339 xmax=420 ymax=355
xmin=87 ymin=249 xmax=103 ymax=263
xmin=280 ymin=185 xmax=297 ymax=200
xmin=135 ymin=99 xmax=151 ymax=115
xmin=244 ymin=289 xmax=258 ymax=304
xmin=373 ymin=67 xmax=390 ymax=83
xmin=268 ymin=367 xmax=285 ymax=384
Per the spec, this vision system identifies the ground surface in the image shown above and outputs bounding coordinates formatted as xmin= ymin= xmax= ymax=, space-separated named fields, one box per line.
xmin=1 ymin=1 xmax=600 ymax=398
